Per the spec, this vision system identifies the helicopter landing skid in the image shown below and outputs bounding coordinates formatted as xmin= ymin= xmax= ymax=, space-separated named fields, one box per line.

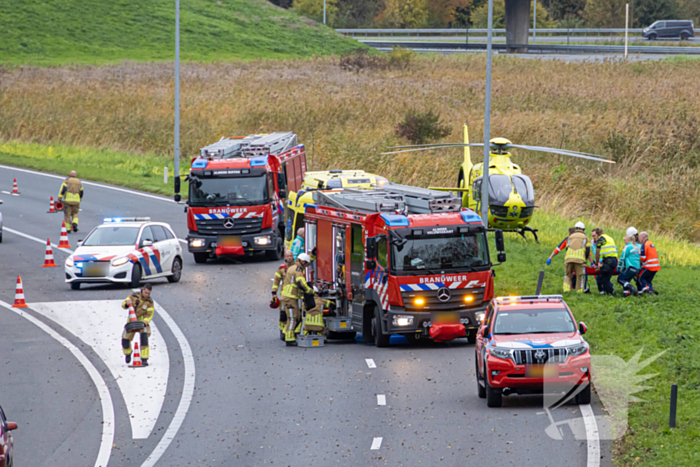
xmin=517 ymin=227 xmax=539 ymax=243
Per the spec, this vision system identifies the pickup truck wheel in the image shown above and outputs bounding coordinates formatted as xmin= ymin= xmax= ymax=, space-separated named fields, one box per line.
xmin=467 ymin=328 xmax=477 ymax=344
xmin=485 ymin=367 xmax=502 ymax=407
xmin=129 ymin=264 xmax=142 ymax=288
xmin=193 ymin=252 xmax=208 ymax=264
xmin=575 ymin=382 xmax=592 ymax=404
xmin=373 ymin=307 xmax=390 ymax=348
xmin=476 ymin=359 xmax=486 ymax=399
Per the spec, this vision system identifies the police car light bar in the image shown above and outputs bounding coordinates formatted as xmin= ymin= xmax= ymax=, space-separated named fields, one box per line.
xmin=103 ymin=217 xmax=151 ymax=223
xmin=496 ymin=295 xmax=563 ymax=303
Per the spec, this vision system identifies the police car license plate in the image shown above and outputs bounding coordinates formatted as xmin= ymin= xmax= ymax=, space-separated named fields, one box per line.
xmin=83 ymin=262 xmax=108 ymax=277
xmin=525 ymin=365 xmax=559 ymax=378
xmin=433 ymin=312 xmax=460 ymax=324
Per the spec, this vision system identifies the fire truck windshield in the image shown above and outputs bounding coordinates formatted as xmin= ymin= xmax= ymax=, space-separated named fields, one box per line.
xmin=189 ymin=174 xmax=269 ymax=207
xmin=390 ymin=230 xmax=489 ymax=275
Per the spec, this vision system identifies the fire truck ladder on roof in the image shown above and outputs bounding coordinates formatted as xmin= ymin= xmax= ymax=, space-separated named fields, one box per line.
xmin=200 ymin=132 xmax=297 ymax=159
xmin=313 ymin=184 xmax=462 ymax=215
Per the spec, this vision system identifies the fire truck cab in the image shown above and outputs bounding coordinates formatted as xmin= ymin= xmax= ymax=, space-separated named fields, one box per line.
xmin=304 ymin=184 xmax=506 ymax=347
xmin=186 ymin=132 xmax=306 ymax=263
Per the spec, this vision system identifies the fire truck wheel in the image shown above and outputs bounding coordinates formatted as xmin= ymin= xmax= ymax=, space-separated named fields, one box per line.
xmin=476 ymin=359 xmax=486 ymax=399
xmin=193 ymin=252 xmax=208 ymax=264
xmin=70 ymin=281 xmax=81 ymax=290
xmin=373 ymin=307 xmax=390 ymax=348
xmin=265 ymin=238 xmax=283 ymax=261
xmin=129 ymin=264 xmax=142 ymax=288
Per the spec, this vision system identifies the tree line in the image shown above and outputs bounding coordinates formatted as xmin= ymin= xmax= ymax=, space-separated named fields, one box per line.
xmin=270 ymin=0 xmax=699 ymax=29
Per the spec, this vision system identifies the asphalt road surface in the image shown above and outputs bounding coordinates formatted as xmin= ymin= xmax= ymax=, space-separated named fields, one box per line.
xmin=0 ymin=164 xmax=612 ymax=466
xmin=351 ymin=35 xmax=699 ymax=44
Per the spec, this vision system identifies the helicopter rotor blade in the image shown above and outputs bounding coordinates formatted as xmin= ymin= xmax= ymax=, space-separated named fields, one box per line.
xmin=381 ymin=144 xmax=484 ymax=155
xmin=387 ymin=143 xmax=485 ymax=150
xmin=508 ymin=144 xmax=615 ymax=164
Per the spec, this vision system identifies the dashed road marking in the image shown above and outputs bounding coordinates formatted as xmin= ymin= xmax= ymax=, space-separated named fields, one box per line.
xmin=0 ymin=300 xmax=114 ymax=467
xmin=370 ymin=437 xmax=383 ymax=450
xmin=580 ymin=404 xmax=600 ymax=467
xmin=4 ymin=226 xmax=73 ymax=254
xmin=377 ymin=394 xmax=386 ymax=406
xmin=365 ymin=358 xmax=376 ymax=368
xmin=1 ymin=190 xmax=10 ymax=194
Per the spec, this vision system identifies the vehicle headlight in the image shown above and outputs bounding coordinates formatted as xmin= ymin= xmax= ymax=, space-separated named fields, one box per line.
xmin=567 ymin=342 xmax=589 ymax=357
xmin=65 ymin=257 xmax=74 ymax=267
xmin=489 ymin=347 xmax=512 ymax=360
xmin=393 ymin=315 xmax=414 ymax=327
xmin=112 ymin=257 xmax=130 ymax=267
xmin=475 ymin=312 xmax=485 ymax=323
xmin=190 ymin=238 xmax=205 ymax=248
xmin=254 ymin=235 xmax=271 ymax=245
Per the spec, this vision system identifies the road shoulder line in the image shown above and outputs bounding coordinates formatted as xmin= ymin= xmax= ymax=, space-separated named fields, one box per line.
xmin=580 ymin=403 xmax=600 ymax=467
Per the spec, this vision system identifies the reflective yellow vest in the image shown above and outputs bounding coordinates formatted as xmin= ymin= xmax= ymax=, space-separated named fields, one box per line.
xmin=281 ymin=262 xmax=311 ymax=299
xmin=599 ymin=234 xmax=618 ymax=258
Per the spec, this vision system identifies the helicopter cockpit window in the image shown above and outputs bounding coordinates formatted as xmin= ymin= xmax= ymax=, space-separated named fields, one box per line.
xmin=512 ymin=175 xmax=535 ymax=206
xmin=488 ymin=175 xmax=512 ymax=205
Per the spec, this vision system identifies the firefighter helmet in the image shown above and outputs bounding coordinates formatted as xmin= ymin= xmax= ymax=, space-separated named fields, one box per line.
xmin=269 ymin=296 xmax=280 ymax=309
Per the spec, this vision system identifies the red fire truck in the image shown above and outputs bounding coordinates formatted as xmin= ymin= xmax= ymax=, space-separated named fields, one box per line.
xmin=185 ymin=132 xmax=306 ymax=263
xmin=304 ymin=184 xmax=506 ymax=346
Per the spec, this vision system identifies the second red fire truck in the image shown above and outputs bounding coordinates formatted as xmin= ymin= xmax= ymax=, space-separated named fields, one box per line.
xmin=304 ymin=184 xmax=506 ymax=346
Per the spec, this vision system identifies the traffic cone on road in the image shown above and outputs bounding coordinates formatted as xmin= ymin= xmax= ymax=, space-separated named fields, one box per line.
xmin=11 ymin=178 xmax=19 ymax=195
xmin=131 ymin=341 xmax=142 ymax=367
xmin=58 ymin=221 xmax=71 ymax=248
xmin=12 ymin=276 xmax=28 ymax=308
xmin=48 ymin=197 xmax=56 ymax=213
xmin=128 ymin=305 xmax=137 ymax=322
xmin=42 ymin=239 xmax=57 ymax=268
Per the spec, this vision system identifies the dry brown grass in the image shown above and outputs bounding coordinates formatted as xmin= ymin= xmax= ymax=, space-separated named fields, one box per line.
xmin=1 ymin=55 xmax=699 ymax=240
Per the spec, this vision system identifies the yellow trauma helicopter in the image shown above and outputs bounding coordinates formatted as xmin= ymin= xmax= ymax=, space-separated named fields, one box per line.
xmin=383 ymin=124 xmax=614 ymax=242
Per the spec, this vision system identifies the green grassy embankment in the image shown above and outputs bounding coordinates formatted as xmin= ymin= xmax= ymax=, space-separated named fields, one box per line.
xmin=0 ymin=0 xmax=362 ymax=65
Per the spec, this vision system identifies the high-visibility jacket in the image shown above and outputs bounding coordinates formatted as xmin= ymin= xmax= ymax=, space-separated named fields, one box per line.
xmin=281 ymin=262 xmax=312 ymax=299
xmin=122 ymin=292 xmax=155 ymax=325
xmin=640 ymin=240 xmax=661 ymax=271
xmin=272 ymin=262 xmax=292 ymax=293
xmin=59 ymin=177 xmax=84 ymax=205
xmin=564 ymin=231 xmax=588 ymax=264
xmin=597 ymin=234 xmax=618 ymax=258
xmin=551 ymin=237 xmax=568 ymax=257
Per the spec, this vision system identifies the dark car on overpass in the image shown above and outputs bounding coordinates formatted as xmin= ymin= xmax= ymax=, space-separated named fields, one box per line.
xmin=643 ymin=20 xmax=694 ymax=41
xmin=0 ymin=405 xmax=17 ymax=467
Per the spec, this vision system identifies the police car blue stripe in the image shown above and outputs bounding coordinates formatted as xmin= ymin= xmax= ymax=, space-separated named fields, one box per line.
xmin=148 ymin=252 xmax=163 ymax=274
xmin=138 ymin=257 xmax=152 ymax=276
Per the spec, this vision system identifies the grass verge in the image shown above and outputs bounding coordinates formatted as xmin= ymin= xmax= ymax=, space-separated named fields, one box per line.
xmin=0 ymin=141 xmax=187 ymax=197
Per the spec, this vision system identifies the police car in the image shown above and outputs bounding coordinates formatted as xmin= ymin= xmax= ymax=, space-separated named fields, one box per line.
xmin=65 ymin=218 xmax=183 ymax=290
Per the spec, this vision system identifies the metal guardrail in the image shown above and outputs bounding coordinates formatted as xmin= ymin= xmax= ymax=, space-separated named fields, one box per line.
xmin=338 ymin=28 xmax=644 ymax=36
xmin=360 ymin=40 xmax=700 ymax=55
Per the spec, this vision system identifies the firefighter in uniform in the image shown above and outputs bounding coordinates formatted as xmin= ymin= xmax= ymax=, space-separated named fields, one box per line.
xmin=281 ymin=253 xmax=313 ymax=346
xmin=592 ymin=228 xmax=618 ymax=296
xmin=302 ymin=287 xmax=329 ymax=336
xmin=564 ymin=222 xmax=588 ymax=292
xmin=272 ymin=250 xmax=295 ymax=333
xmin=58 ymin=170 xmax=84 ymax=233
xmin=121 ymin=283 xmax=155 ymax=366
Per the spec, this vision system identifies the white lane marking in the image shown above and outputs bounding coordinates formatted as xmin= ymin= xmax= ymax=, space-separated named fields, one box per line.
xmin=141 ymin=300 xmax=196 ymax=467
xmin=0 ymin=164 xmax=175 ymax=203
xmin=370 ymin=437 xmax=383 ymax=450
xmin=365 ymin=358 xmax=376 ymax=368
xmin=0 ymin=300 xmax=114 ymax=467
xmin=1 ymin=190 xmax=10 ymax=194
xmin=31 ymin=300 xmax=170 ymax=439
xmin=580 ymin=404 xmax=600 ymax=467
xmin=377 ymin=394 xmax=386 ymax=406
xmin=4 ymin=226 xmax=73 ymax=254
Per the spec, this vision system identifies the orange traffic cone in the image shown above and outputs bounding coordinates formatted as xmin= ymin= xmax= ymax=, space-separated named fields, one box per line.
xmin=128 ymin=305 xmax=138 ymax=322
xmin=131 ymin=341 xmax=142 ymax=367
xmin=12 ymin=275 xmax=28 ymax=308
xmin=42 ymin=239 xmax=57 ymax=268
xmin=48 ymin=196 xmax=56 ymax=213
xmin=58 ymin=221 xmax=71 ymax=248
xmin=11 ymin=178 xmax=19 ymax=195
